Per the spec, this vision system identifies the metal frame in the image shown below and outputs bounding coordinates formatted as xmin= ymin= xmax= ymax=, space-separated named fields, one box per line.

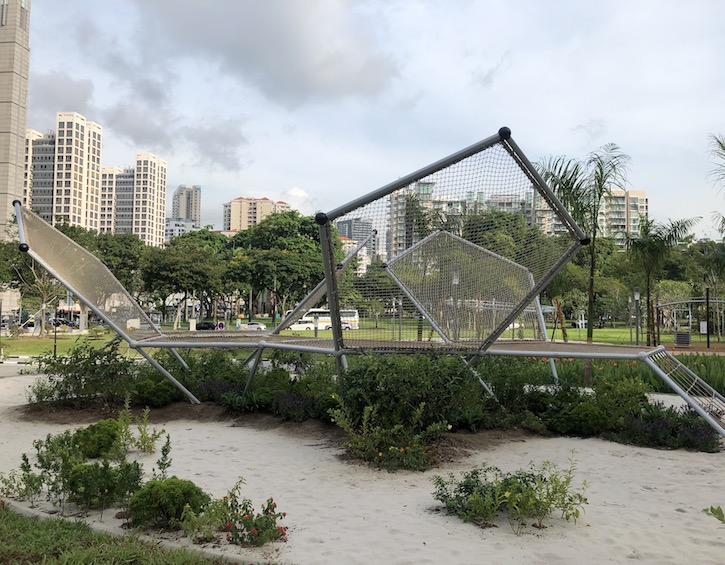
xmin=13 ymin=120 xmax=725 ymax=439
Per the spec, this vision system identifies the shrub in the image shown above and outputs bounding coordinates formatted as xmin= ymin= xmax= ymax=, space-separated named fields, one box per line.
xmin=72 ymin=419 xmax=119 ymax=459
xmin=132 ymin=378 xmax=184 ymax=408
xmin=330 ymin=398 xmax=447 ymax=471
xmin=432 ymin=454 xmax=588 ymax=534
xmin=30 ymin=342 xmax=137 ymax=407
xmin=218 ymin=479 xmax=287 ymax=546
xmin=130 ymin=477 xmax=210 ymax=528
xmin=615 ymin=401 xmax=720 ymax=452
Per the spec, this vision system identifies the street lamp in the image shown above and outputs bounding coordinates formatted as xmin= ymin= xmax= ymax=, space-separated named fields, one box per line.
xmin=634 ymin=287 xmax=640 ymax=346
xmin=628 ymin=294 xmax=632 ymax=344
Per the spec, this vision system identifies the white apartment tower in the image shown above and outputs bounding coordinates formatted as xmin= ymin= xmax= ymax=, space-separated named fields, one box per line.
xmin=223 ymin=197 xmax=291 ymax=231
xmin=0 ymin=0 xmax=31 ymax=237
xmin=102 ymin=153 xmax=167 ymax=247
xmin=171 ymin=184 xmax=201 ymax=228
xmin=27 ymin=112 xmax=103 ymax=230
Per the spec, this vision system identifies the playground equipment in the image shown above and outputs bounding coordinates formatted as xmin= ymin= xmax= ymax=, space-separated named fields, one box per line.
xmin=13 ymin=127 xmax=725 ymax=437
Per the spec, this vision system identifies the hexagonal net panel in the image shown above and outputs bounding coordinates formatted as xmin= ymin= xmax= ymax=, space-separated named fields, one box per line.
xmin=388 ymin=230 xmax=542 ymax=343
xmin=316 ymin=129 xmax=585 ymax=352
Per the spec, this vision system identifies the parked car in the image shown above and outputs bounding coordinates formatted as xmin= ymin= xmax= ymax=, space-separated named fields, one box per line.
xmin=324 ymin=322 xmax=352 ymax=330
xmin=288 ymin=319 xmax=315 ymax=331
xmin=246 ymin=322 xmax=267 ymax=331
xmin=196 ymin=321 xmax=216 ymax=330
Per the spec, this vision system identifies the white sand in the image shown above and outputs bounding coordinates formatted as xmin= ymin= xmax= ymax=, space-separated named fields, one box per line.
xmin=2 ymin=365 xmax=725 ymax=564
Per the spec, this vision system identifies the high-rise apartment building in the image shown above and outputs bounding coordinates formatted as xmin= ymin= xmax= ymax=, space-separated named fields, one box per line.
xmin=101 ymin=153 xmax=167 ymax=247
xmin=223 ymin=197 xmax=290 ymax=231
xmin=171 ymin=184 xmax=201 ymax=228
xmin=597 ymin=189 xmax=648 ymax=248
xmin=26 ymin=112 xmax=103 ymax=230
xmin=0 ymin=0 xmax=31 ymax=237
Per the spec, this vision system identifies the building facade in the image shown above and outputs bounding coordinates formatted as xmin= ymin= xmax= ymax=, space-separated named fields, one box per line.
xmin=165 ymin=217 xmax=199 ymax=242
xmin=26 ymin=112 xmax=103 ymax=230
xmin=0 ymin=0 xmax=31 ymax=237
xmin=100 ymin=154 xmax=167 ymax=247
xmin=223 ymin=196 xmax=290 ymax=231
xmin=597 ymin=189 xmax=648 ymax=248
xmin=171 ymin=184 xmax=201 ymax=228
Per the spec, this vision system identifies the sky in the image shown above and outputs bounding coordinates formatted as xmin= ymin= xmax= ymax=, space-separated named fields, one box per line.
xmin=26 ymin=0 xmax=725 ymax=237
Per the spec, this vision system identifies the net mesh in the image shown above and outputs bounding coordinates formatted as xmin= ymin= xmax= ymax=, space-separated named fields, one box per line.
xmin=18 ymin=206 xmax=163 ymax=339
xmin=321 ymin=135 xmax=582 ymax=352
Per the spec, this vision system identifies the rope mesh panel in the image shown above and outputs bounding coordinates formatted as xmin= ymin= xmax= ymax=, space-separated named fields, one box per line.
xmin=326 ymin=137 xmax=581 ymax=351
xmin=18 ymin=206 xmax=162 ymax=340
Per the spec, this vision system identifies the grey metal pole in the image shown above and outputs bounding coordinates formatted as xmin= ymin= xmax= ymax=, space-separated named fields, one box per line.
xmin=635 ymin=287 xmax=640 ymax=346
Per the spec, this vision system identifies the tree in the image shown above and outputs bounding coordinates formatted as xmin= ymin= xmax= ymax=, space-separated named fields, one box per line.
xmin=228 ymin=211 xmax=327 ymax=320
xmin=538 ymin=144 xmax=630 ymax=344
xmin=627 ymin=216 xmax=699 ymax=345
xmin=708 ymin=133 xmax=725 ymax=193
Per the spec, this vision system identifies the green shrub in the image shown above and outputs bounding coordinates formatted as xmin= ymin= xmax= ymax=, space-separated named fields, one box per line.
xmin=30 ymin=342 xmax=137 ymax=407
xmin=432 ymin=455 xmax=588 ymax=534
xmin=72 ymin=419 xmax=119 ymax=459
xmin=615 ymin=401 xmax=720 ymax=452
xmin=591 ymin=376 xmax=651 ymax=431
xmin=132 ymin=378 xmax=184 ymax=408
xmin=130 ymin=477 xmax=210 ymax=528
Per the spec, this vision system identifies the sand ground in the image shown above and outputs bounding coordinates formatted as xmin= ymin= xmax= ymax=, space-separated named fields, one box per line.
xmin=1 ymin=363 xmax=724 ymax=564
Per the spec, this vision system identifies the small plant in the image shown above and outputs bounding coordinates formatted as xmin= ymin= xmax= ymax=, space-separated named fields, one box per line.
xmin=110 ymin=397 xmax=135 ymax=462
xmin=704 ymin=505 xmax=725 ymax=524
xmin=220 ymin=479 xmax=287 ymax=546
xmin=73 ymin=419 xmax=120 ymax=459
xmin=18 ymin=454 xmax=43 ymax=507
xmin=432 ymin=453 xmax=588 ymax=534
xmin=135 ymin=407 xmax=164 ymax=454
xmin=153 ymin=434 xmax=172 ymax=480
xmin=0 ymin=470 xmax=22 ymax=498
xmin=330 ymin=396 xmax=447 ymax=471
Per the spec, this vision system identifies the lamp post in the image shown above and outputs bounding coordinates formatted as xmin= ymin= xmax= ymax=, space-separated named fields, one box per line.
xmin=628 ymin=294 xmax=632 ymax=344
xmin=634 ymin=287 xmax=640 ymax=346
xmin=53 ymin=301 xmax=58 ymax=358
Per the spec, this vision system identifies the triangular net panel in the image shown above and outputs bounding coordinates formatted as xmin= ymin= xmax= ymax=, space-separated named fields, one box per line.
xmin=313 ymin=127 xmax=586 ymax=353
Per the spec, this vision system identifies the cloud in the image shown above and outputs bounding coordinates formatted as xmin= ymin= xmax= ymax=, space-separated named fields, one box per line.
xmin=126 ymin=0 xmax=400 ymax=107
xmin=28 ymin=71 xmax=96 ymax=127
xmin=178 ymin=119 xmax=250 ymax=172
xmin=280 ymin=186 xmax=317 ymax=215
xmin=101 ymin=102 xmax=173 ymax=151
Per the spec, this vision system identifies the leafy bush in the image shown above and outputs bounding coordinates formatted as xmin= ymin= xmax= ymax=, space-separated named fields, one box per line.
xmin=132 ymin=378 xmax=184 ymax=408
xmin=66 ymin=460 xmax=142 ymax=516
xmin=615 ymin=401 xmax=720 ymax=452
xmin=72 ymin=419 xmax=119 ymax=459
xmin=130 ymin=477 xmax=210 ymax=528
xmin=30 ymin=342 xmax=137 ymax=407
xmin=330 ymin=398 xmax=447 ymax=471
xmin=180 ymin=478 xmax=287 ymax=546
xmin=432 ymin=455 xmax=588 ymax=534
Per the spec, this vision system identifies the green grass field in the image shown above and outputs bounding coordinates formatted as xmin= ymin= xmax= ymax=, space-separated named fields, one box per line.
xmin=3 ymin=319 xmax=718 ymax=358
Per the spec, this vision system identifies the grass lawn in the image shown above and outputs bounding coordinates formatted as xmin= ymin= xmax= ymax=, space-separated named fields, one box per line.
xmin=0 ymin=330 xmax=127 ymax=359
xmin=0 ymin=506 xmax=237 ymax=564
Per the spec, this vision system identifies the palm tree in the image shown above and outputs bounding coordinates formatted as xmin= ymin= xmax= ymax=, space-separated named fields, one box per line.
xmin=538 ymin=144 xmax=630 ymax=344
xmin=708 ymin=133 xmax=725 ymax=193
xmin=627 ymin=216 xmax=699 ymax=346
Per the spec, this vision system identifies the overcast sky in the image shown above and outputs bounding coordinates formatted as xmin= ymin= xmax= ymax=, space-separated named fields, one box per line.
xmin=27 ymin=0 xmax=725 ymax=236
